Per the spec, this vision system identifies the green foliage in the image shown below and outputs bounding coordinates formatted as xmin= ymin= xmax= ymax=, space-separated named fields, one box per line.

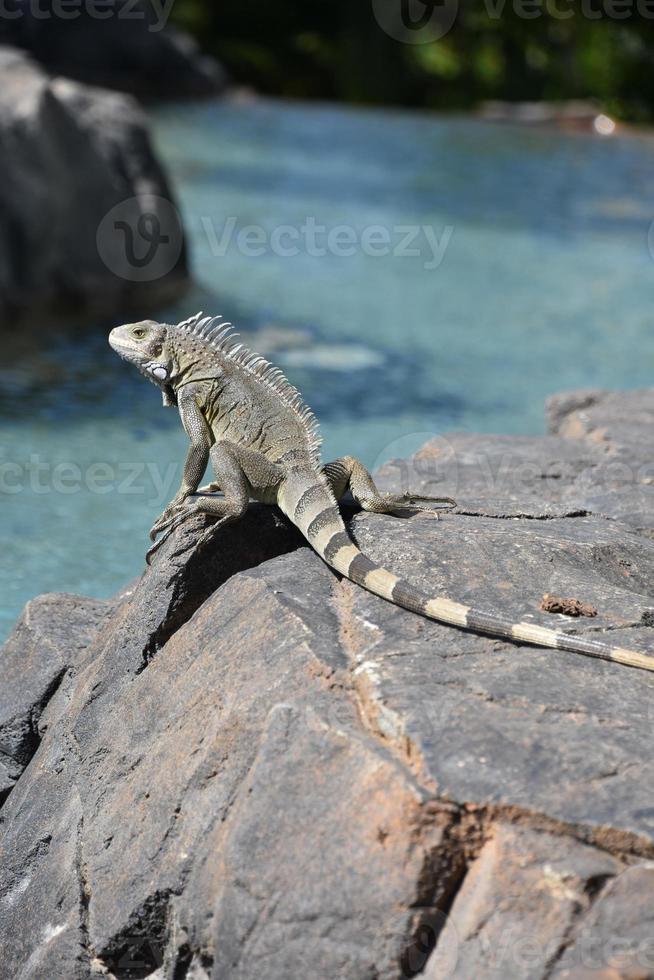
xmin=170 ymin=0 xmax=654 ymax=121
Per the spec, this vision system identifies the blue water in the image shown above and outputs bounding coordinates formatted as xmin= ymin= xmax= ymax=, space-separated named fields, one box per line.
xmin=2 ymin=98 xmax=654 ymax=640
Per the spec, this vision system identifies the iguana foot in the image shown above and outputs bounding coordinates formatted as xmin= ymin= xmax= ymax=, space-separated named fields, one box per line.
xmin=322 ymin=457 xmax=457 ymax=521
xmin=363 ymin=492 xmax=457 ymax=520
xmin=149 ymin=494 xmax=192 ymax=541
xmin=147 ymin=505 xmax=198 ymax=563
xmin=146 ymin=510 xmax=236 ymax=565
xmin=150 ymin=484 xmax=224 ymax=540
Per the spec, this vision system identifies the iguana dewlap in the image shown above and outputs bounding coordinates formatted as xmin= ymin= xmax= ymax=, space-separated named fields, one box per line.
xmin=109 ymin=313 xmax=654 ymax=674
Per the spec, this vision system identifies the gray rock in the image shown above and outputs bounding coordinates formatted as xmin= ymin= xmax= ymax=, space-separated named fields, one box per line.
xmin=374 ymin=386 xmax=654 ymax=532
xmin=0 ymin=2 xmax=225 ymax=99
xmin=424 ymin=823 xmax=624 ymax=980
xmin=547 ymin=388 xmax=654 ymax=532
xmin=0 ymin=592 xmax=113 ymax=803
xmin=551 ymin=864 xmax=654 ymax=978
xmin=0 ymin=47 xmax=188 ymax=329
xmin=1 ymin=391 xmax=653 ymax=979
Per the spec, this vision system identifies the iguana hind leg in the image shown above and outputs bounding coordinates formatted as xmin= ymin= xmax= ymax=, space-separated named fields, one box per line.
xmin=147 ymin=442 xmax=281 ymax=564
xmin=322 ymin=455 xmax=456 ymax=517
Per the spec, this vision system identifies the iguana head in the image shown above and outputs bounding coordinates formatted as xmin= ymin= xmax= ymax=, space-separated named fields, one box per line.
xmin=109 ymin=319 xmax=172 ymax=381
xmin=109 ymin=319 xmax=180 ymax=405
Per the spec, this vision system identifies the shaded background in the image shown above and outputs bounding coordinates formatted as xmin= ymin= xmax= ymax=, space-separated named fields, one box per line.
xmin=172 ymin=0 xmax=654 ymax=120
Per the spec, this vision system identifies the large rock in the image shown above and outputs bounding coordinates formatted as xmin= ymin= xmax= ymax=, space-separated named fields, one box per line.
xmin=0 ymin=2 xmax=225 ymax=99
xmin=1 ymin=390 xmax=653 ymax=979
xmin=0 ymin=47 xmax=188 ymax=329
xmin=0 ymin=592 xmax=113 ymax=805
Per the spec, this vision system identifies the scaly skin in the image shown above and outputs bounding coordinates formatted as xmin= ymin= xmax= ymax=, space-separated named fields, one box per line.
xmin=109 ymin=313 xmax=654 ymax=674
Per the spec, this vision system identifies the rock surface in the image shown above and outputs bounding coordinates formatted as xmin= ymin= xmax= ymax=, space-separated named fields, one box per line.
xmin=1 ymin=390 xmax=653 ymax=980
xmin=0 ymin=47 xmax=188 ymax=329
xmin=0 ymin=2 xmax=225 ymax=99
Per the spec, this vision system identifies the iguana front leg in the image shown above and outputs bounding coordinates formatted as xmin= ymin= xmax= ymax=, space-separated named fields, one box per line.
xmin=322 ymin=455 xmax=456 ymax=517
xmin=150 ymin=385 xmax=212 ymax=540
xmin=147 ymin=442 xmax=282 ymax=564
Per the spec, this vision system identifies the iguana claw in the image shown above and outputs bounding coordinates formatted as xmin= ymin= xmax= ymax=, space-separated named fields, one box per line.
xmin=149 ymin=500 xmax=188 ymax=540
xmin=146 ymin=511 xmax=229 ymax=565
xmin=149 ymin=488 xmax=222 ymax=541
xmin=146 ymin=506 xmax=198 ymax=564
xmin=152 ymin=504 xmax=194 ymax=539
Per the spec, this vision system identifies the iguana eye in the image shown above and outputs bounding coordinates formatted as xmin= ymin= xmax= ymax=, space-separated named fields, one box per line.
xmin=133 ymin=327 xmax=146 ymax=339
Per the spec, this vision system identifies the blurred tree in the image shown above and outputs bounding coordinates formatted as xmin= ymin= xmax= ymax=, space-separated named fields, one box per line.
xmin=170 ymin=0 xmax=654 ymax=121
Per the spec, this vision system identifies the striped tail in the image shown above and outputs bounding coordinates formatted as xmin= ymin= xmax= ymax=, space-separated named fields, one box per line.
xmin=278 ymin=475 xmax=654 ymax=675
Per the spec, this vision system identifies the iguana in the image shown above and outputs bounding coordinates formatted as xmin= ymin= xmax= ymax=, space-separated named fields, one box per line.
xmin=109 ymin=313 xmax=654 ymax=674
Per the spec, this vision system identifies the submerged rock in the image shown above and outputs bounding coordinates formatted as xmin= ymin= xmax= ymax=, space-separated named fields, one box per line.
xmin=0 ymin=2 xmax=225 ymax=99
xmin=1 ymin=390 xmax=653 ymax=979
xmin=0 ymin=47 xmax=188 ymax=329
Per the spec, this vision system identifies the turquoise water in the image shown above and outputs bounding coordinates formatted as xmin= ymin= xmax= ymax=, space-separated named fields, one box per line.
xmin=2 ymin=98 xmax=654 ymax=639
